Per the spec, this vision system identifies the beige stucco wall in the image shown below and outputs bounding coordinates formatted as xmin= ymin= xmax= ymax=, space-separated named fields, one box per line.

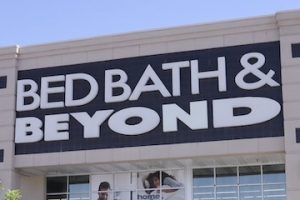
xmin=0 ymin=46 xmax=19 ymax=197
xmin=0 ymin=9 xmax=299 ymax=200
xmin=19 ymin=176 xmax=45 ymax=200
xmin=277 ymin=10 xmax=300 ymax=200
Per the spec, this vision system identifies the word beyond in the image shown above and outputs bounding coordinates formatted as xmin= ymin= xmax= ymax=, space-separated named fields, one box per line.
xmin=15 ymin=97 xmax=280 ymax=143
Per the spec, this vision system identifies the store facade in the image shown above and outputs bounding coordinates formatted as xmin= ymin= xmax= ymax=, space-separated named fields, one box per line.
xmin=0 ymin=9 xmax=300 ymax=200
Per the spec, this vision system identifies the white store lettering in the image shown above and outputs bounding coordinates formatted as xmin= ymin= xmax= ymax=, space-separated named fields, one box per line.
xmin=15 ymin=97 xmax=280 ymax=143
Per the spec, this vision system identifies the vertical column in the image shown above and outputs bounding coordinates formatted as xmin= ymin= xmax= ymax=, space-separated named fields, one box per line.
xmin=0 ymin=46 xmax=19 ymax=198
xmin=184 ymin=160 xmax=193 ymax=200
xmin=277 ymin=10 xmax=300 ymax=200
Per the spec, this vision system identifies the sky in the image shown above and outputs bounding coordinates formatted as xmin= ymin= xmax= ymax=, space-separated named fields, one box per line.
xmin=1 ymin=0 xmax=300 ymax=48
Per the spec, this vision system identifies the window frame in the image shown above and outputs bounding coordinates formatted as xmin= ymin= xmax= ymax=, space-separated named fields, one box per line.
xmin=46 ymin=175 xmax=90 ymax=200
xmin=192 ymin=164 xmax=286 ymax=200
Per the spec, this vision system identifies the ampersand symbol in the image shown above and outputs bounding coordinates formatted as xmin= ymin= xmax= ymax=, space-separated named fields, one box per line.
xmin=235 ymin=52 xmax=280 ymax=90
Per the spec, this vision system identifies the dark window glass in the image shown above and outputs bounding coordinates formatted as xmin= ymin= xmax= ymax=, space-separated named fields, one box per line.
xmin=296 ymin=128 xmax=300 ymax=143
xmin=292 ymin=43 xmax=300 ymax=58
xmin=193 ymin=168 xmax=214 ymax=186
xmin=216 ymin=167 xmax=237 ymax=185
xmin=47 ymin=177 xmax=67 ymax=193
xmin=0 ymin=76 xmax=7 ymax=89
xmin=0 ymin=149 xmax=3 ymax=162
xmin=239 ymin=166 xmax=261 ymax=184
xmin=263 ymin=165 xmax=285 ymax=184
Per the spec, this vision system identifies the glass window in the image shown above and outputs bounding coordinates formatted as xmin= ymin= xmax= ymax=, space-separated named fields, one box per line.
xmin=193 ymin=187 xmax=214 ymax=200
xmin=239 ymin=166 xmax=261 ymax=185
xmin=47 ymin=177 xmax=67 ymax=194
xmin=69 ymin=176 xmax=89 ymax=200
xmin=69 ymin=176 xmax=89 ymax=193
xmin=216 ymin=186 xmax=238 ymax=200
xmin=193 ymin=168 xmax=214 ymax=186
xmin=193 ymin=164 xmax=286 ymax=200
xmin=263 ymin=165 xmax=285 ymax=184
xmin=216 ymin=167 xmax=237 ymax=185
xmin=69 ymin=193 xmax=89 ymax=200
xmin=47 ymin=176 xmax=90 ymax=200
xmin=263 ymin=184 xmax=286 ymax=200
xmin=113 ymin=191 xmax=131 ymax=200
xmin=239 ymin=185 xmax=262 ymax=200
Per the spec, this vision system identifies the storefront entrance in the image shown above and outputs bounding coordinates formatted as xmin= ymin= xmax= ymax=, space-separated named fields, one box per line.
xmin=43 ymin=155 xmax=286 ymax=200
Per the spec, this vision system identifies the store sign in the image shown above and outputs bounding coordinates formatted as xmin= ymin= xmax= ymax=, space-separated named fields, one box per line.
xmin=14 ymin=41 xmax=283 ymax=154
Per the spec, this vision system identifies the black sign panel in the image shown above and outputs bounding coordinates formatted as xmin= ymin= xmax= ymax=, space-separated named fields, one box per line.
xmin=15 ymin=41 xmax=283 ymax=154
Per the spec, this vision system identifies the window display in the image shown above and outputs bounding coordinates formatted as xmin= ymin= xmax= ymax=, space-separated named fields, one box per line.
xmin=90 ymin=169 xmax=185 ymax=200
xmin=45 ymin=164 xmax=285 ymax=200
